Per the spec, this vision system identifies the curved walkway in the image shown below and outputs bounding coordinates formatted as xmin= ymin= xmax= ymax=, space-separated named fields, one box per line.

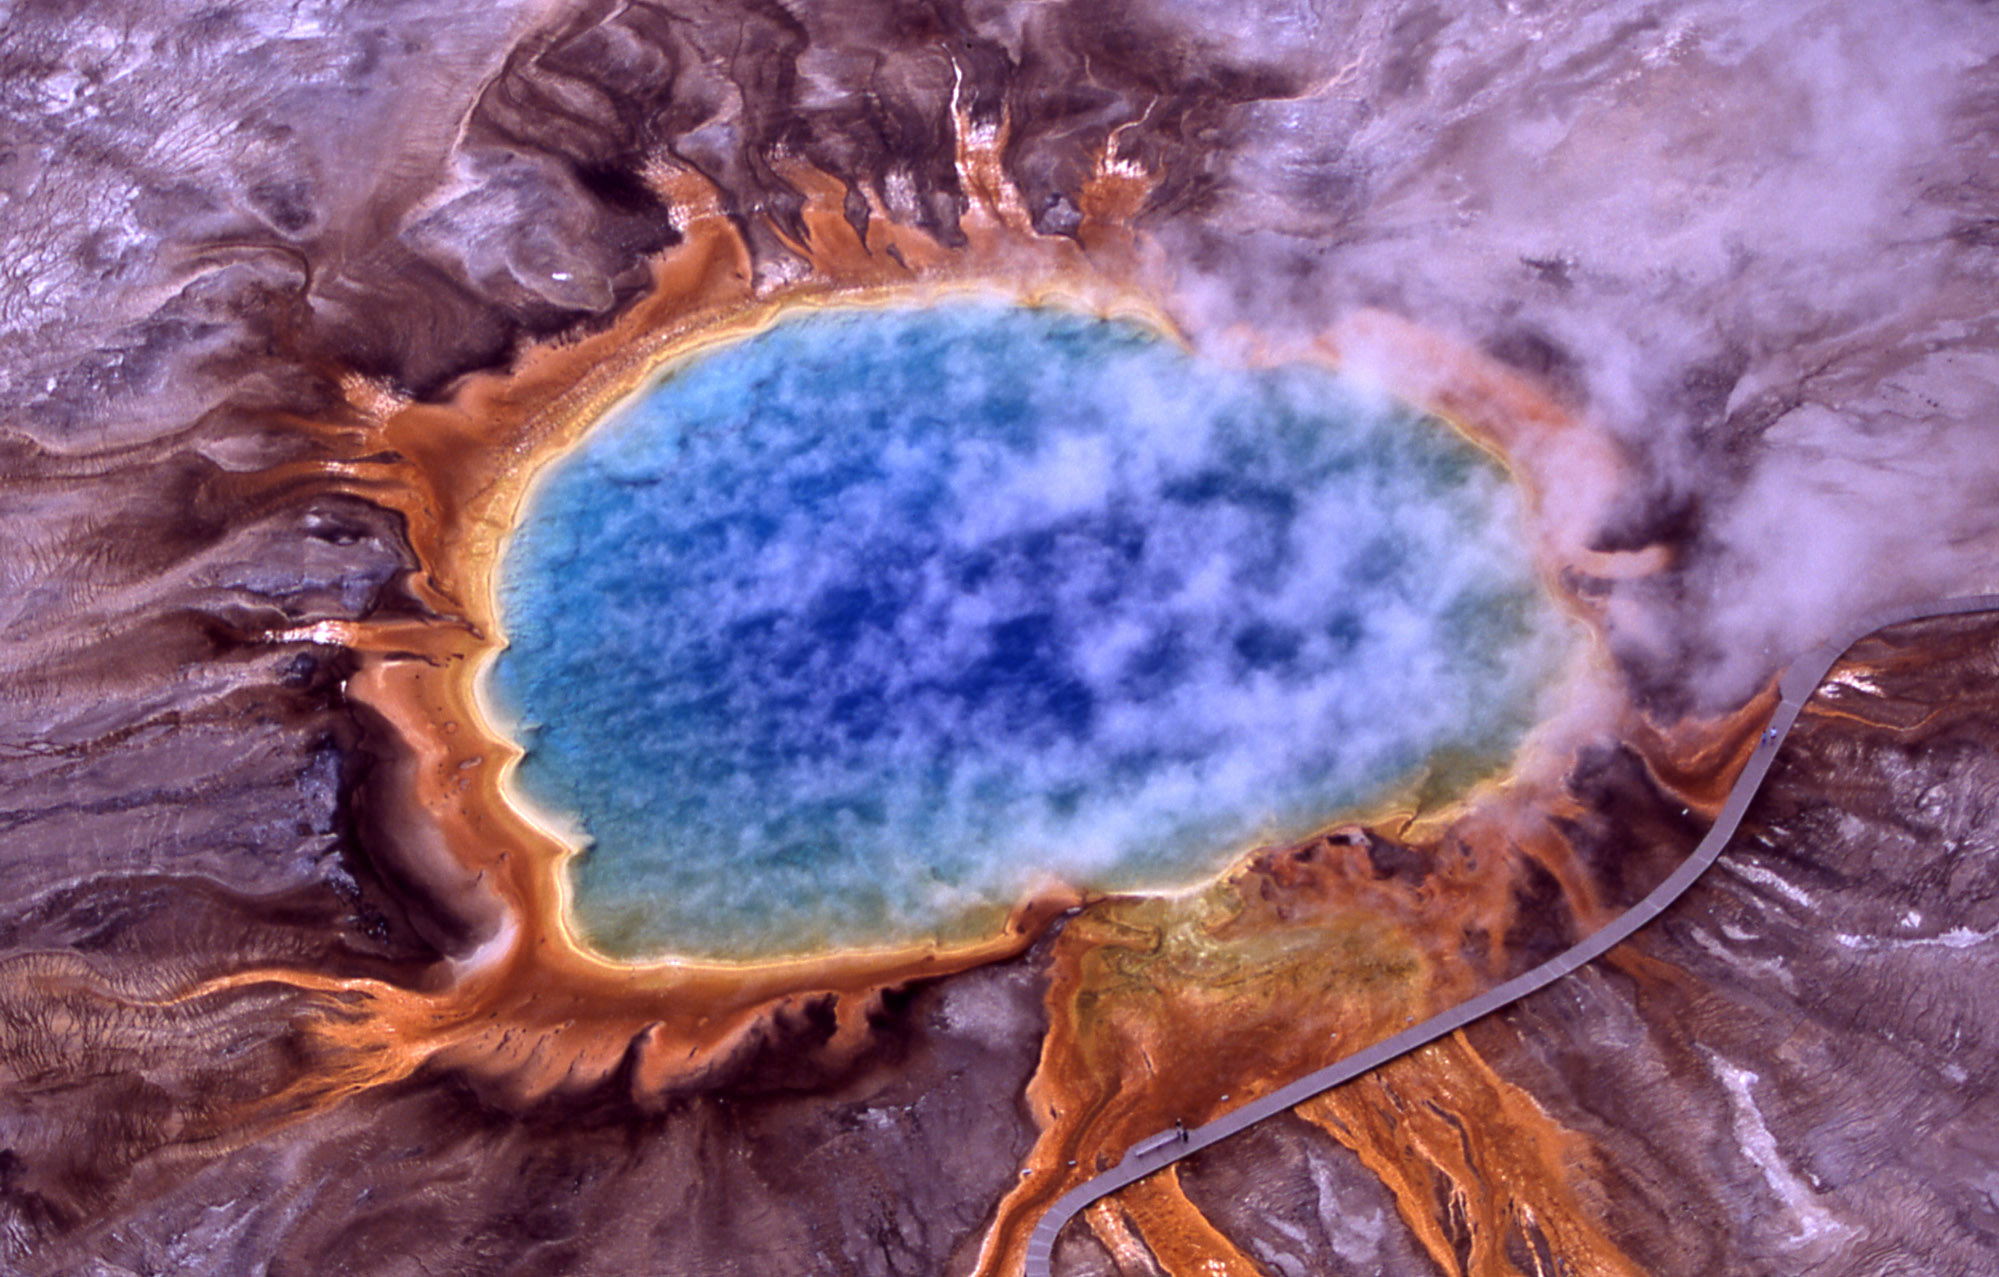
xmin=1023 ymin=594 xmax=1999 ymax=1276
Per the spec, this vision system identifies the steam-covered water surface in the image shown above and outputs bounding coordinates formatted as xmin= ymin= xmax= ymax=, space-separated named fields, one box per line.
xmin=490 ymin=304 xmax=1576 ymax=960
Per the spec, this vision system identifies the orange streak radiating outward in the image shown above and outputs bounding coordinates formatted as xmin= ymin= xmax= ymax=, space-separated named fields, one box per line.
xmin=1292 ymin=1034 xmax=1649 ymax=1277
xmin=1110 ymin=1169 xmax=1267 ymax=1276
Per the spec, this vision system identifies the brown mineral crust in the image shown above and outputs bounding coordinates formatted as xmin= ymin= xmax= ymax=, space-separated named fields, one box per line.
xmin=17 ymin=949 xmax=1061 ymax=1277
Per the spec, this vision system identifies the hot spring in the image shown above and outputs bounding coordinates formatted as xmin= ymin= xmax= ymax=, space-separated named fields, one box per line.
xmin=486 ymin=303 xmax=1577 ymax=961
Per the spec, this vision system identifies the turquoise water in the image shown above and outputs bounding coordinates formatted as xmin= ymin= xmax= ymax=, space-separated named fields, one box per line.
xmin=489 ymin=304 xmax=1573 ymax=960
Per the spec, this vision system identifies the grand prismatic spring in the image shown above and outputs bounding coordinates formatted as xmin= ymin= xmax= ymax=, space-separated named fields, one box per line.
xmin=13 ymin=4 xmax=1999 ymax=1274
xmin=488 ymin=304 xmax=1577 ymax=959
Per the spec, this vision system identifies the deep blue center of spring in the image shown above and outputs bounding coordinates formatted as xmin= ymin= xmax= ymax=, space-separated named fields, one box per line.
xmin=489 ymin=304 xmax=1569 ymax=959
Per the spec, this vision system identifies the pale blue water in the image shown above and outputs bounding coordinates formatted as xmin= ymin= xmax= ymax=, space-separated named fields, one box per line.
xmin=489 ymin=304 xmax=1574 ymax=960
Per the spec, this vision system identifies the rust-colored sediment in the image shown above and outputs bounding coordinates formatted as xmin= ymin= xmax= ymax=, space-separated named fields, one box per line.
xmin=172 ymin=106 xmax=1759 ymax=1273
xmin=1107 ymin=1168 xmax=1267 ymax=1276
xmin=1292 ymin=1033 xmax=1648 ymax=1277
xmin=1050 ymin=1029 xmax=1652 ymax=1277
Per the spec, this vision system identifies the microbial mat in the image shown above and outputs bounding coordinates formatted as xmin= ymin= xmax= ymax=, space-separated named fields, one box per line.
xmin=488 ymin=304 xmax=1577 ymax=960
